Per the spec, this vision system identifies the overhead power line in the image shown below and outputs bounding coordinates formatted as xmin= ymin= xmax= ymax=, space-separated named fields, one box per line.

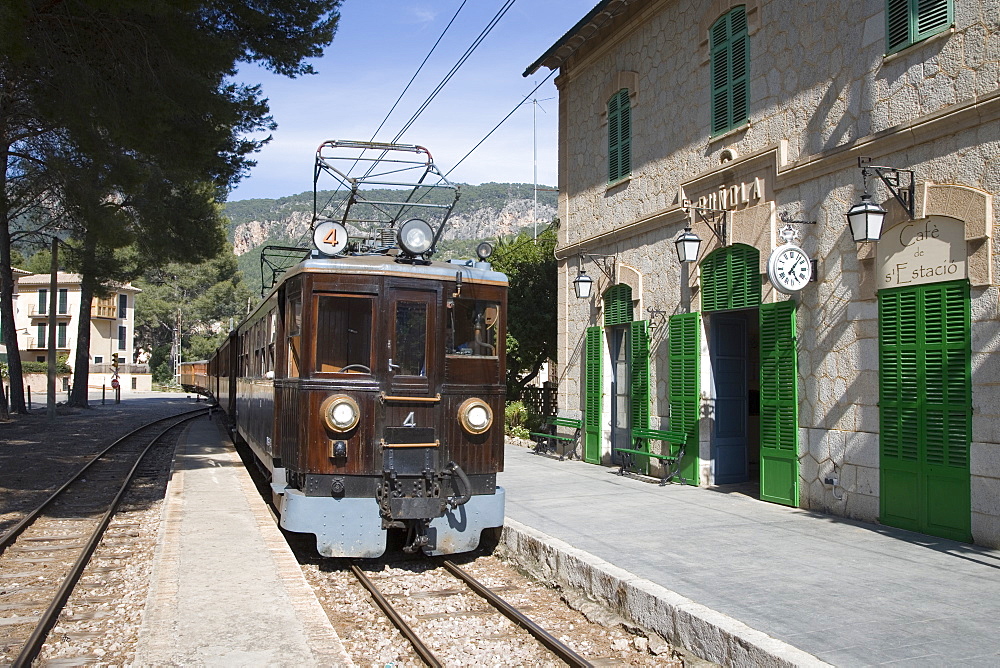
xmin=390 ymin=0 xmax=518 ymax=144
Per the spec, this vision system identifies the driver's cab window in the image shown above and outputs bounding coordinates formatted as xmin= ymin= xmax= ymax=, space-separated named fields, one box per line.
xmin=286 ymin=295 xmax=302 ymax=377
xmin=447 ymin=299 xmax=499 ymax=358
xmin=316 ymin=295 xmax=373 ymax=374
xmin=394 ymin=301 xmax=427 ymax=376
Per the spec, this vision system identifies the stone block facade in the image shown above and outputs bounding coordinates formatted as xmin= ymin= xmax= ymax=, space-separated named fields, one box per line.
xmin=528 ymin=0 xmax=1000 ymax=547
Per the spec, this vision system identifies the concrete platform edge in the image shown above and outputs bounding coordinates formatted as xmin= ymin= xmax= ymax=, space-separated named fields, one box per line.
xmin=135 ymin=418 xmax=355 ymax=666
xmin=499 ymin=518 xmax=831 ymax=668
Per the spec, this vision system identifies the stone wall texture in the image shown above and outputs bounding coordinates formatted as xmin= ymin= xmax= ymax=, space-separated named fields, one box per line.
xmin=549 ymin=0 xmax=1000 ymax=547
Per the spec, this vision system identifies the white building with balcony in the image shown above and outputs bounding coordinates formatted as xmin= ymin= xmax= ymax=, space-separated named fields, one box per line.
xmin=12 ymin=272 xmax=148 ymax=393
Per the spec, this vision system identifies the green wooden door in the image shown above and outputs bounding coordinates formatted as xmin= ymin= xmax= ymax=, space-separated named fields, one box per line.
xmin=759 ymin=301 xmax=798 ymax=506
xmin=668 ymin=312 xmax=700 ymax=484
xmin=879 ymin=281 xmax=971 ymax=541
xmin=629 ymin=320 xmax=651 ymax=473
xmin=584 ymin=326 xmax=603 ymax=464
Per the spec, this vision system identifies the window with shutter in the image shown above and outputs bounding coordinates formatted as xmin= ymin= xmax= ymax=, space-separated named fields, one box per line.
xmin=603 ymin=284 xmax=634 ymax=326
xmin=879 ymin=280 xmax=970 ymax=541
xmin=668 ymin=312 xmax=700 ymax=485
xmin=584 ymin=326 xmax=603 ymax=464
xmin=607 ymin=88 xmax=631 ymax=183
xmin=701 ymin=244 xmax=760 ymax=312
xmin=709 ymin=6 xmax=750 ymax=136
xmin=885 ymin=0 xmax=952 ymax=54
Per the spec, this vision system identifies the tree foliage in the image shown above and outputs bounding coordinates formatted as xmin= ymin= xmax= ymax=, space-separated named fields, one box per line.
xmin=134 ymin=246 xmax=253 ymax=364
xmin=0 ymin=0 xmax=341 ymax=410
xmin=490 ymin=224 xmax=558 ymax=399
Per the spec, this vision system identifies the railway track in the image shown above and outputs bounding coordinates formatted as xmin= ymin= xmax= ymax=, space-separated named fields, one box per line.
xmin=350 ymin=559 xmax=595 ymax=667
xmin=0 ymin=408 xmax=206 ymax=666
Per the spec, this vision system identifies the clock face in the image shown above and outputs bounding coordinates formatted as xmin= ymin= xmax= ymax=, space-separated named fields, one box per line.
xmin=768 ymin=245 xmax=811 ymax=294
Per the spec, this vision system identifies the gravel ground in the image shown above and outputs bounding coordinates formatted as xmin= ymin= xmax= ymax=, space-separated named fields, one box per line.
xmin=0 ymin=393 xmax=201 ymax=664
xmin=301 ymin=555 xmax=683 ymax=667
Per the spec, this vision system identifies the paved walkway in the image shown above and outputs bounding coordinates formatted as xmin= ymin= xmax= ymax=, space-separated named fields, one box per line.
xmin=133 ymin=418 xmax=352 ymax=667
xmin=499 ymin=443 xmax=1000 ymax=667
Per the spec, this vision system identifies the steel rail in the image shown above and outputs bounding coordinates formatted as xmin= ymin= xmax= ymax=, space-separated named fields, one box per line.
xmin=350 ymin=564 xmax=443 ymax=668
xmin=10 ymin=410 xmax=207 ymax=667
xmin=0 ymin=406 xmax=206 ymax=553
xmin=443 ymin=560 xmax=595 ymax=668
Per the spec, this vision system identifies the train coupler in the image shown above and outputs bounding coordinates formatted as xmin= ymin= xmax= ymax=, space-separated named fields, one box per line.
xmin=402 ymin=520 xmax=431 ymax=553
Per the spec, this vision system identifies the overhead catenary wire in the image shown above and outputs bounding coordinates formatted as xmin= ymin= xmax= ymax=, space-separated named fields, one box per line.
xmin=388 ymin=0 xmax=518 ymax=145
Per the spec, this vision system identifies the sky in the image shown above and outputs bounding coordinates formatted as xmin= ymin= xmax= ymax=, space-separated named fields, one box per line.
xmin=227 ymin=0 xmax=599 ymax=202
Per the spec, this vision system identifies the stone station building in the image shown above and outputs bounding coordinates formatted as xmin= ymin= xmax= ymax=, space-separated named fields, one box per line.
xmin=525 ymin=0 xmax=1000 ymax=546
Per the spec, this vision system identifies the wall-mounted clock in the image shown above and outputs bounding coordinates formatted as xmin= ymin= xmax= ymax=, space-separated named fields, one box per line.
xmin=767 ymin=244 xmax=811 ymax=294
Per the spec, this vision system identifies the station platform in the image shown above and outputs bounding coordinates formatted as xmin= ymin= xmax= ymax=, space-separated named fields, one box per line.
xmin=133 ymin=417 xmax=353 ymax=666
xmin=499 ymin=444 xmax=1000 ymax=667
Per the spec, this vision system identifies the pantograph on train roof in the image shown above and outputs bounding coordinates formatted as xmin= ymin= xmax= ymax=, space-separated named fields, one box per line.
xmin=311 ymin=139 xmax=460 ymax=261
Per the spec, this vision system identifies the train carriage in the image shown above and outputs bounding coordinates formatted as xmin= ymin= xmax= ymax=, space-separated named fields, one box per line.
xmin=209 ymin=140 xmax=507 ymax=557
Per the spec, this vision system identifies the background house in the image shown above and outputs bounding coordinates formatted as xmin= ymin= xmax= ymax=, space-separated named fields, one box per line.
xmin=13 ymin=272 xmax=150 ymax=394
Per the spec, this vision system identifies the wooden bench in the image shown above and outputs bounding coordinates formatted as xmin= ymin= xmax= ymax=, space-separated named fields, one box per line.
xmin=616 ymin=427 xmax=689 ymax=485
xmin=529 ymin=416 xmax=583 ymax=460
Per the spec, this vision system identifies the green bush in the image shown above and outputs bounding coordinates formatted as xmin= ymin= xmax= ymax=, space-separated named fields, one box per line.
xmin=504 ymin=401 xmax=531 ymax=439
xmin=21 ymin=354 xmax=72 ymax=375
xmin=152 ymin=361 xmax=174 ymax=384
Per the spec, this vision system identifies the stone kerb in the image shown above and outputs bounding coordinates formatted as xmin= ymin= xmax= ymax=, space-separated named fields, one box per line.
xmin=500 ymin=519 xmax=831 ymax=667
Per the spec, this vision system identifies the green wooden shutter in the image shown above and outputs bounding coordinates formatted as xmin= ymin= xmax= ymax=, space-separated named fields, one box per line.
xmin=629 ymin=320 xmax=651 ymax=474
xmin=710 ymin=6 xmax=749 ymax=135
xmin=608 ymin=89 xmax=630 ymax=182
xmin=604 ymin=284 xmax=633 ymax=327
xmin=886 ymin=0 xmax=952 ymax=53
xmin=629 ymin=320 xmax=650 ymax=430
xmin=584 ymin=326 xmax=603 ymax=464
xmin=880 ymin=281 xmax=970 ymax=541
xmin=759 ymin=300 xmax=798 ymax=506
xmin=668 ymin=312 xmax=700 ymax=484
xmin=618 ymin=92 xmax=631 ymax=177
xmin=701 ymin=244 xmax=761 ymax=312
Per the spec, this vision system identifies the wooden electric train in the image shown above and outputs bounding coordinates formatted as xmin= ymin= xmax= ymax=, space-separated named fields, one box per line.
xmin=183 ymin=141 xmax=507 ymax=558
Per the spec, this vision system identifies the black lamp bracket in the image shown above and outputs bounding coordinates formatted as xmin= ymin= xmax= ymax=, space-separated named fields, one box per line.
xmin=578 ymin=251 xmax=617 ymax=283
xmin=858 ymin=156 xmax=915 ymax=219
xmin=646 ymin=307 xmax=668 ymax=329
xmin=682 ymin=199 xmax=727 ymax=245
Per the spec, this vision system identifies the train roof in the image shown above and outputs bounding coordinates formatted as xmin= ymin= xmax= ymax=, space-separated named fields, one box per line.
xmin=282 ymin=253 xmax=509 ymax=287
xmin=243 ymin=252 xmax=510 ymax=324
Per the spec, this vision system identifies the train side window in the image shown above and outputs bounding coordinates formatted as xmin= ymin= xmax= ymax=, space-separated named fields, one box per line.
xmin=267 ymin=310 xmax=276 ymax=374
xmin=447 ymin=300 xmax=499 ymax=358
xmin=287 ymin=295 xmax=302 ymax=378
xmin=395 ymin=301 xmax=427 ymax=376
xmin=315 ymin=295 xmax=373 ymax=374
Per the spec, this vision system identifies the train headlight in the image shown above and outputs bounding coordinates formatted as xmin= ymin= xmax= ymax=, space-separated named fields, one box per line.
xmin=458 ymin=398 xmax=493 ymax=435
xmin=397 ymin=218 xmax=434 ymax=255
xmin=321 ymin=394 xmax=360 ymax=432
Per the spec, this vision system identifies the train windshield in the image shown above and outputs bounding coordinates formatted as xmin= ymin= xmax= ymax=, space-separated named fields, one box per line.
xmin=395 ymin=301 xmax=427 ymax=376
xmin=447 ymin=299 xmax=499 ymax=358
xmin=315 ymin=295 xmax=373 ymax=373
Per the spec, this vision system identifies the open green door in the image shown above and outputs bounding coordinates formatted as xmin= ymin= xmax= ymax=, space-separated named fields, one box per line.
xmin=668 ymin=312 xmax=700 ymax=484
xmin=759 ymin=300 xmax=798 ymax=506
xmin=879 ymin=281 xmax=971 ymax=541
xmin=584 ymin=326 xmax=603 ymax=464
xmin=629 ymin=320 xmax=651 ymax=473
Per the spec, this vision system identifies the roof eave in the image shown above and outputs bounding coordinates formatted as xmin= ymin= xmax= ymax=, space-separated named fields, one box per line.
xmin=522 ymin=0 xmax=627 ymax=77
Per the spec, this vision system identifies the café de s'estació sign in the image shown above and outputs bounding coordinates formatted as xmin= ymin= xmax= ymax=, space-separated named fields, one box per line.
xmin=877 ymin=216 xmax=967 ymax=290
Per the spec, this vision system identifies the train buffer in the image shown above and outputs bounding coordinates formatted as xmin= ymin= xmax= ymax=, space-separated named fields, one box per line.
xmin=529 ymin=416 xmax=582 ymax=460
xmin=616 ymin=427 xmax=688 ymax=486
